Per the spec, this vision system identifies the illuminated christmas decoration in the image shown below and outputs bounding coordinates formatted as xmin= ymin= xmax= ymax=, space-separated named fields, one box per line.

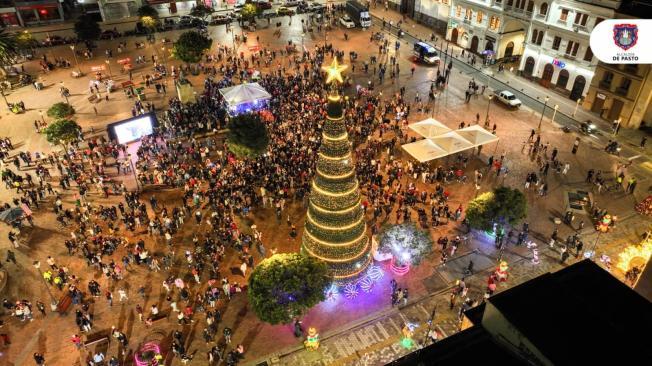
xmin=597 ymin=215 xmax=613 ymax=233
xmin=324 ymin=283 xmax=339 ymax=301
xmin=360 ymin=276 xmax=375 ymax=293
xmin=343 ymin=283 xmax=359 ymax=299
xmin=495 ymin=261 xmax=509 ymax=282
xmin=616 ymin=238 xmax=652 ymax=273
xmin=377 ymin=223 xmax=433 ymax=275
xmin=526 ymin=242 xmax=540 ymax=265
xmin=134 ymin=342 xmax=162 ymax=366
xmin=301 ymin=59 xmax=372 ymax=280
xmin=366 ymin=265 xmax=384 ymax=281
xmin=304 ymin=327 xmax=320 ymax=350
xmin=400 ymin=323 xmax=418 ymax=349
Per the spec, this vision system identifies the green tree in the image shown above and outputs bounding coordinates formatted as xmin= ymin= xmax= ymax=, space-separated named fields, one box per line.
xmin=43 ymin=119 xmax=81 ymax=146
xmin=47 ymin=102 xmax=76 ymax=119
xmin=465 ymin=186 xmax=527 ymax=232
xmin=137 ymin=5 xmax=159 ymax=31
xmin=15 ymin=31 xmax=37 ymax=51
xmin=225 ymin=112 xmax=269 ymax=158
xmin=74 ymin=14 xmax=102 ymax=41
xmin=378 ymin=223 xmax=433 ymax=266
xmin=0 ymin=29 xmax=19 ymax=68
xmin=248 ymin=253 xmax=332 ymax=325
xmin=190 ymin=4 xmax=213 ymax=19
xmin=240 ymin=3 xmax=259 ymax=22
xmin=172 ymin=30 xmax=212 ymax=64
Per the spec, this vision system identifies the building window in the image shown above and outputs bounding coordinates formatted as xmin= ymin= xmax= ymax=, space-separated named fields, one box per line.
xmin=574 ymin=12 xmax=588 ymax=26
xmin=594 ymin=17 xmax=604 ymax=27
xmin=531 ymin=29 xmax=538 ymax=43
xmin=559 ymin=8 xmax=569 ymax=22
xmin=527 ymin=0 xmax=534 ymax=12
xmin=583 ymin=46 xmax=593 ymax=62
xmin=489 ymin=16 xmax=501 ymax=30
xmin=456 ymin=5 xmax=462 ymax=17
xmin=552 ymin=36 xmax=561 ymax=50
xmin=507 ymin=0 xmax=513 ymax=6
xmin=495 ymin=0 xmax=502 ymax=3
xmin=465 ymin=9 xmax=472 ymax=20
xmin=565 ymin=41 xmax=579 ymax=56
xmin=540 ymin=2 xmax=548 ymax=15
xmin=537 ymin=31 xmax=544 ymax=45
xmin=624 ymin=64 xmax=639 ymax=74
xmin=477 ymin=11 xmax=484 ymax=23
xmin=617 ymin=78 xmax=631 ymax=96
xmin=600 ymin=71 xmax=614 ymax=89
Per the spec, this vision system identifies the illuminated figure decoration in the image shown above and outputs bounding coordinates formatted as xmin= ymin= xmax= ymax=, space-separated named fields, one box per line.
xmin=134 ymin=342 xmax=163 ymax=366
xmin=301 ymin=59 xmax=372 ymax=280
xmin=597 ymin=215 xmax=613 ymax=233
xmin=495 ymin=261 xmax=509 ymax=282
xmin=400 ymin=322 xmax=419 ymax=349
xmin=304 ymin=327 xmax=320 ymax=350
xmin=526 ymin=241 xmax=540 ymax=265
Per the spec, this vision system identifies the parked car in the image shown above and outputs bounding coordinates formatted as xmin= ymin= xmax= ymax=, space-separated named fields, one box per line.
xmin=210 ymin=14 xmax=232 ymax=25
xmin=496 ymin=90 xmax=522 ymax=108
xmin=284 ymin=0 xmax=301 ymax=7
xmin=178 ymin=15 xmax=193 ymax=27
xmin=339 ymin=15 xmax=355 ymax=28
xmin=42 ymin=35 xmax=65 ymax=46
xmin=99 ymin=30 xmax=121 ymax=40
xmin=277 ymin=6 xmax=295 ymax=15
xmin=255 ymin=1 xmax=273 ymax=10
xmin=308 ymin=4 xmax=325 ymax=12
xmin=190 ymin=17 xmax=208 ymax=27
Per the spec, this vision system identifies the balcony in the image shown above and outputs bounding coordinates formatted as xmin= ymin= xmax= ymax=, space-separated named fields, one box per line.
xmin=525 ymin=11 xmax=532 ymax=18
xmin=535 ymin=12 xmax=546 ymax=20
xmin=599 ymin=80 xmax=612 ymax=90
xmin=463 ymin=18 xmax=471 ymax=25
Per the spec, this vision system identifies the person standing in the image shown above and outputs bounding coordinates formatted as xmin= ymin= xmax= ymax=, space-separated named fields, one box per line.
xmin=641 ymin=136 xmax=647 ymax=149
xmin=572 ymin=137 xmax=580 ymax=154
xmin=33 ymin=352 xmax=46 ymax=366
xmin=223 ymin=327 xmax=232 ymax=344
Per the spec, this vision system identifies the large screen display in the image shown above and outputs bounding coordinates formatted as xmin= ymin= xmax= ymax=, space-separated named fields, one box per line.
xmin=110 ymin=114 xmax=155 ymax=144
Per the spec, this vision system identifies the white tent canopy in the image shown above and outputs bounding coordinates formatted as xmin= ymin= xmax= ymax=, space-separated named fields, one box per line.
xmin=401 ymin=139 xmax=448 ymax=163
xmin=455 ymin=125 xmax=499 ymax=147
xmin=430 ymin=131 xmax=474 ymax=155
xmin=219 ymin=83 xmax=271 ymax=106
xmin=408 ymin=118 xmax=452 ymax=139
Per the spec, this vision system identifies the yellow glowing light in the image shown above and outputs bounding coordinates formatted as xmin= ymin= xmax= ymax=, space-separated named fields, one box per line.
xmin=333 ymin=256 xmax=373 ymax=279
xmin=616 ymin=239 xmax=652 ymax=273
xmin=315 ymin=169 xmax=353 ymax=179
xmin=323 ymin=132 xmax=348 ymax=141
xmin=306 ymin=212 xmax=363 ymax=230
xmin=318 ymin=152 xmax=351 ymax=161
xmin=310 ymin=200 xmax=360 ymax=214
xmin=322 ymin=58 xmax=348 ymax=84
xmin=303 ymin=237 xmax=370 ymax=261
xmin=312 ymin=181 xmax=358 ymax=197
xmin=303 ymin=227 xmax=368 ymax=248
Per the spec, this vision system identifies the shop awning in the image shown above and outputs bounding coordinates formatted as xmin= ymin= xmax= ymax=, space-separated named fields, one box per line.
xmin=408 ymin=118 xmax=452 ymax=139
xmin=401 ymin=139 xmax=448 ymax=163
xmin=219 ymin=82 xmax=271 ymax=106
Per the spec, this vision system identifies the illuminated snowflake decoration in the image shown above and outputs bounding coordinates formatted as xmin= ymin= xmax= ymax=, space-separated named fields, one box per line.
xmin=324 ymin=283 xmax=339 ymax=302
xmin=366 ymin=265 xmax=384 ymax=281
xmin=360 ymin=276 xmax=375 ymax=293
xmin=343 ymin=283 xmax=359 ymax=299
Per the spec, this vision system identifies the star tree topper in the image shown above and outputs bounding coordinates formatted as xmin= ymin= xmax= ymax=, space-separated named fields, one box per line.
xmin=322 ymin=58 xmax=348 ymax=85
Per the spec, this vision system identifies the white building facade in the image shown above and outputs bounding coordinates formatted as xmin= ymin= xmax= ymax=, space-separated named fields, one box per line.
xmin=518 ymin=0 xmax=618 ymax=100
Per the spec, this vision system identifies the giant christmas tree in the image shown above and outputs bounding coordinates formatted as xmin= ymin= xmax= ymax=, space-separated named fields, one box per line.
xmin=301 ymin=59 xmax=372 ymax=281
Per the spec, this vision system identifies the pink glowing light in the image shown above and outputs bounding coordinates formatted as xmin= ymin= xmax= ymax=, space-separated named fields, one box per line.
xmin=390 ymin=256 xmax=410 ymax=276
xmin=134 ymin=342 xmax=162 ymax=366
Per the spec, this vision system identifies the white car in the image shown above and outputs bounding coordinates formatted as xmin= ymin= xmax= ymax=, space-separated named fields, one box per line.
xmin=339 ymin=15 xmax=355 ymax=29
xmin=496 ymin=90 xmax=522 ymax=108
xmin=284 ymin=0 xmax=301 ymax=6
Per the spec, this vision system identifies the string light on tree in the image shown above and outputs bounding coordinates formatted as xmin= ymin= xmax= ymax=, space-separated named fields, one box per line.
xmin=301 ymin=58 xmax=372 ymax=281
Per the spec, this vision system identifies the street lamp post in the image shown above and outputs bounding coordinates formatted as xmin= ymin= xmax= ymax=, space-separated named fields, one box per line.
xmin=105 ymin=60 xmax=113 ymax=79
xmin=60 ymin=82 xmax=69 ymax=104
xmin=485 ymin=94 xmax=494 ymax=124
xmin=70 ymin=45 xmax=81 ymax=75
xmin=613 ymin=118 xmax=622 ymax=136
xmin=551 ymin=104 xmax=559 ymax=125
xmin=537 ymin=96 xmax=549 ymax=133
xmin=573 ymin=97 xmax=582 ymax=117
